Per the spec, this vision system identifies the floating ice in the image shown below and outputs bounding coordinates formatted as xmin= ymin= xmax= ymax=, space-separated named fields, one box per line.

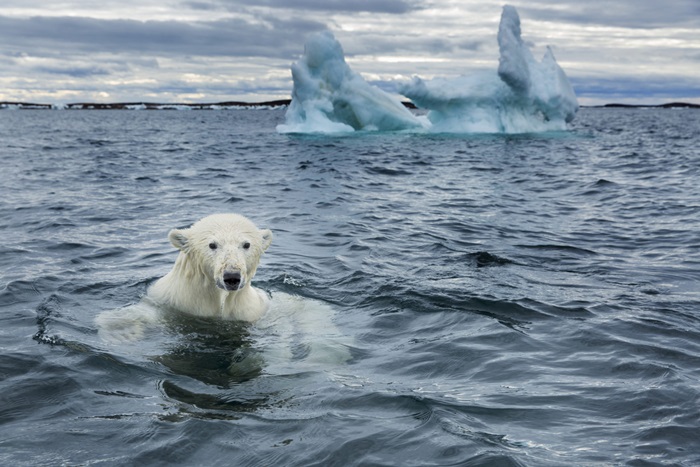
xmin=278 ymin=5 xmax=578 ymax=134
xmin=276 ymin=30 xmax=426 ymax=133
xmin=400 ymin=5 xmax=579 ymax=133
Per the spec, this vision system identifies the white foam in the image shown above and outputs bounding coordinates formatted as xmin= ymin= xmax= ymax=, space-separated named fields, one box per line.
xmin=94 ymin=291 xmax=353 ymax=373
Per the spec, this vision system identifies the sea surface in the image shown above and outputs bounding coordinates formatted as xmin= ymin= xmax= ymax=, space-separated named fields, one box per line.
xmin=1 ymin=108 xmax=699 ymax=466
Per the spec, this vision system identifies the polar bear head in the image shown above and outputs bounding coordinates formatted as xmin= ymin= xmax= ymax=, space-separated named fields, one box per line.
xmin=167 ymin=213 xmax=273 ymax=293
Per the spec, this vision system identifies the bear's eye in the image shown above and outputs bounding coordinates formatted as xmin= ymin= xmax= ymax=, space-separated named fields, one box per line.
xmin=209 ymin=242 xmax=218 ymax=250
xmin=242 ymin=241 xmax=251 ymax=250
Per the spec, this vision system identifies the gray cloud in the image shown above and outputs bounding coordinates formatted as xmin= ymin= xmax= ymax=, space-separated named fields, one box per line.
xmin=181 ymin=1 xmax=222 ymax=11
xmin=1 ymin=1 xmax=698 ymax=105
xmin=346 ymin=37 xmax=438 ymax=56
xmin=0 ymin=15 xmax=326 ymax=59
xmin=34 ymin=65 xmax=112 ymax=78
xmin=521 ymin=0 xmax=700 ymax=29
xmin=209 ymin=0 xmax=424 ymax=14
xmin=571 ymin=76 xmax=700 ymax=100
xmin=340 ymin=33 xmax=484 ymax=58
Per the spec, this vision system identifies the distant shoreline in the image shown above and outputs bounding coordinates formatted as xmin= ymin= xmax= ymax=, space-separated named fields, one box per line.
xmin=586 ymin=102 xmax=700 ymax=109
xmin=0 ymin=99 xmax=293 ymax=110
xmin=1 ymin=99 xmax=698 ymax=110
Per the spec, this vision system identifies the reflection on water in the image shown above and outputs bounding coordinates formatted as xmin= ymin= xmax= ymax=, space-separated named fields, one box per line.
xmin=156 ymin=315 xmax=264 ymax=387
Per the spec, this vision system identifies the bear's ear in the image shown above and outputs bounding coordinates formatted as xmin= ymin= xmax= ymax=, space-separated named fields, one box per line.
xmin=260 ymin=229 xmax=273 ymax=252
xmin=168 ymin=228 xmax=190 ymax=252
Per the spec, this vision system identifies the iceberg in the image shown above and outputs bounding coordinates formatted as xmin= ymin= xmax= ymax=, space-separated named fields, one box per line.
xmin=277 ymin=5 xmax=578 ymax=134
xmin=400 ymin=5 xmax=578 ymax=133
xmin=276 ymin=30 xmax=426 ymax=133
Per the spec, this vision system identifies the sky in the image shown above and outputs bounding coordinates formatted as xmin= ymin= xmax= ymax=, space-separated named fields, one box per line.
xmin=1 ymin=0 xmax=698 ymax=106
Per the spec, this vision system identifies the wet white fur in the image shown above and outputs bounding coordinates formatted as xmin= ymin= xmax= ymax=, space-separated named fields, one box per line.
xmin=95 ymin=214 xmax=352 ymax=366
xmin=148 ymin=213 xmax=273 ymax=321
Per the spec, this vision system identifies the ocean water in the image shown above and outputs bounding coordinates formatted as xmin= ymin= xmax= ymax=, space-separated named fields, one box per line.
xmin=1 ymin=108 xmax=699 ymax=466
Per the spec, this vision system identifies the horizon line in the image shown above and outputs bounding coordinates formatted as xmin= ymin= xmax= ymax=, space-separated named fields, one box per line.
xmin=1 ymin=99 xmax=699 ymax=110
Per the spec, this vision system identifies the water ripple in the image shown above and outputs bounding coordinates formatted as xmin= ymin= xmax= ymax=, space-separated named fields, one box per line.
xmin=1 ymin=108 xmax=699 ymax=466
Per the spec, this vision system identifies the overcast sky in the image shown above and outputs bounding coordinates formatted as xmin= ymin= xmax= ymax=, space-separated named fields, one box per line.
xmin=1 ymin=0 xmax=698 ymax=105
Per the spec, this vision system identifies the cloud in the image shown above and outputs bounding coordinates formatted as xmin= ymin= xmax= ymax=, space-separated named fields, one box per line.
xmin=520 ymin=0 xmax=700 ymax=29
xmin=571 ymin=76 xmax=700 ymax=101
xmin=1 ymin=1 xmax=698 ymax=104
xmin=34 ymin=65 xmax=112 ymax=77
xmin=211 ymin=0 xmax=424 ymax=14
xmin=342 ymin=34 xmax=480 ymax=58
xmin=0 ymin=15 xmax=326 ymax=59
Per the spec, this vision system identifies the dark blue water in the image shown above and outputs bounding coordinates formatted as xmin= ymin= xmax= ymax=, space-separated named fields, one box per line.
xmin=1 ymin=108 xmax=699 ymax=466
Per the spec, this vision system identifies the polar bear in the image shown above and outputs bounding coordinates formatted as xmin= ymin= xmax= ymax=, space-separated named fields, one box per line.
xmin=95 ymin=213 xmax=353 ymax=369
xmin=96 ymin=213 xmax=272 ymax=341
xmin=149 ymin=213 xmax=273 ymax=321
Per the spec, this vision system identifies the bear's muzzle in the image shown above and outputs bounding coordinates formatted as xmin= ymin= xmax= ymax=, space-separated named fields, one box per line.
xmin=220 ymin=270 xmax=244 ymax=291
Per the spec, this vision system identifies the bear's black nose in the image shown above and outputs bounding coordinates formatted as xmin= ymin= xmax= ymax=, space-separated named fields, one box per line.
xmin=223 ymin=271 xmax=242 ymax=290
